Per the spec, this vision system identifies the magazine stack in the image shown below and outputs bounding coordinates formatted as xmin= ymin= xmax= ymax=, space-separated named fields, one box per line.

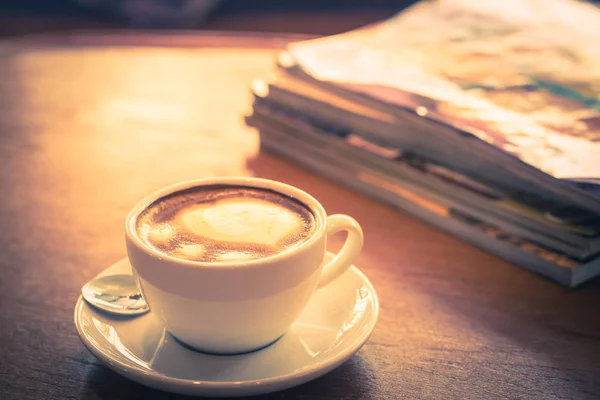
xmin=246 ymin=0 xmax=600 ymax=287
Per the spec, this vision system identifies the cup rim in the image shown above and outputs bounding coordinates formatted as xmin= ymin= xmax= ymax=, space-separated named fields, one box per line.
xmin=125 ymin=177 xmax=327 ymax=269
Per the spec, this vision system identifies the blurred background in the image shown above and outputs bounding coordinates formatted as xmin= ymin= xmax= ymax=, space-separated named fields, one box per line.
xmin=0 ymin=0 xmax=420 ymax=37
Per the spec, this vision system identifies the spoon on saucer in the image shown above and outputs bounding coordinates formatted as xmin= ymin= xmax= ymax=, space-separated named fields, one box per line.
xmin=81 ymin=274 xmax=149 ymax=316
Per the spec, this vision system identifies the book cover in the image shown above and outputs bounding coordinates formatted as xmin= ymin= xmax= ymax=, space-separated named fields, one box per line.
xmin=283 ymin=0 xmax=600 ymax=181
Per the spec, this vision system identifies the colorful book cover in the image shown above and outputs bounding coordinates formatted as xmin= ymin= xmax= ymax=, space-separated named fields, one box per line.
xmin=285 ymin=0 xmax=600 ymax=180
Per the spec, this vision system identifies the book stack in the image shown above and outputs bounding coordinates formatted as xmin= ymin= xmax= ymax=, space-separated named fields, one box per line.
xmin=246 ymin=0 xmax=600 ymax=287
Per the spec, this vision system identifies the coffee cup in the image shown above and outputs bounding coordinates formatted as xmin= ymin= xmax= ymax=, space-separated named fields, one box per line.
xmin=125 ymin=177 xmax=363 ymax=354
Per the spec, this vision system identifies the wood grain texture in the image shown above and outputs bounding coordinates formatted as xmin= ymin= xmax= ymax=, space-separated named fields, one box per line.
xmin=0 ymin=31 xmax=599 ymax=400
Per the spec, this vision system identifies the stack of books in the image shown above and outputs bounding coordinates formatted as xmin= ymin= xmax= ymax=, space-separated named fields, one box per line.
xmin=246 ymin=0 xmax=600 ymax=287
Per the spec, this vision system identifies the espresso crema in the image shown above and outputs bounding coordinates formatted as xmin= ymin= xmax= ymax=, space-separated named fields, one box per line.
xmin=136 ymin=185 xmax=316 ymax=263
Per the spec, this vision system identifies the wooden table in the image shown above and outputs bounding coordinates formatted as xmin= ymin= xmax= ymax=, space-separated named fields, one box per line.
xmin=0 ymin=31 xmax=599 ymax=400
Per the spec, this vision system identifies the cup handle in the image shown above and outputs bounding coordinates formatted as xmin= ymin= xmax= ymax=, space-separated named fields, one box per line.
xmin=317 ymin=214 xmax=364 ymax=289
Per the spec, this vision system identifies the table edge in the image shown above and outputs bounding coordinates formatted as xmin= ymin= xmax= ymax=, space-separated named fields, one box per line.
xmin=0 ymin=29 xmax=318 ymax=50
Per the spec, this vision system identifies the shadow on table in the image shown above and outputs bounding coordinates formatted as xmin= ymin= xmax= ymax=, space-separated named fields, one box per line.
xmin=81 ymin=354 xmax=375 ymax=400
xmin=429 ymin=268 xmax=600 ymax=396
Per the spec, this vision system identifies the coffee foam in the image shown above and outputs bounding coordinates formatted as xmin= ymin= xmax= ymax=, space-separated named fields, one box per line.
xmin=136 ymin=185 xmax=315 ymax=263
xmin=177 ymin=198 xmax=301 ymax=247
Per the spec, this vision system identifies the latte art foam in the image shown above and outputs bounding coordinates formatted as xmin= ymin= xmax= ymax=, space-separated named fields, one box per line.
xmin=136 ymin=185 xmax=316 ymax=263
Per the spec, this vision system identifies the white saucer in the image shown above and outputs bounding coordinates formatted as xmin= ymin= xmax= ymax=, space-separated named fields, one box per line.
xmin=74 ymin=253 xmax=379 ymax=397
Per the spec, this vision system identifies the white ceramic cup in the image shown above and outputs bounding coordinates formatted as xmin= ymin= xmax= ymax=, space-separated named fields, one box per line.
xmin=125 ymin=177 xmax=363 ymax=354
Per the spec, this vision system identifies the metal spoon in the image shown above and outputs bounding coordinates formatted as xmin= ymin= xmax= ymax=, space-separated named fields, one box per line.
xmin=81 ymin=274 xmax=149 ymax=316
